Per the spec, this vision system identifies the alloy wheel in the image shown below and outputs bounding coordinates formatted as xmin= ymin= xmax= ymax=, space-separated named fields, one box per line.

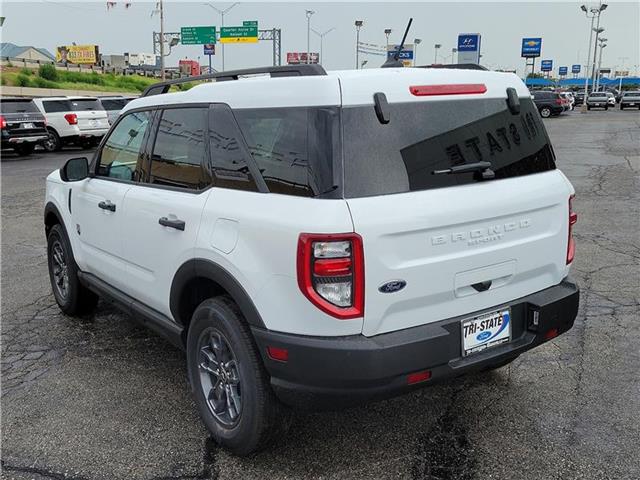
xmin=197 ymin=328 xmax=242 ymax=426
xmin=51 ymin=240 xmax=69 ymax=300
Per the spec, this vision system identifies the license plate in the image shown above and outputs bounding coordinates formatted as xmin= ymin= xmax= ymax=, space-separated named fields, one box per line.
xmin=630 ymin=103 xmax=636 ymax=106
xmin=594 ymin=103 xmax=601 ymax=106
xmin=461 ymin=308 xmax=511 ymax=357
xmin=22 ymin=123 xmax=35 ymax=129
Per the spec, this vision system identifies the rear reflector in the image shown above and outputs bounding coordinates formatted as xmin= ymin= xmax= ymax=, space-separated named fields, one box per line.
xmin=544 ymin=328 xmax=559 ymax=340
xmin=267 ymin=346 xmax=289 ymax=362
xmin=567 ymin=195 xmax=578 ymax=264
xmin=313 ymin=258 xmax=352 ymax=276
xmin=409 ymin=84 xmax=487 ymax=96
xmin=407 ymin=370 xmax=432 ymax=385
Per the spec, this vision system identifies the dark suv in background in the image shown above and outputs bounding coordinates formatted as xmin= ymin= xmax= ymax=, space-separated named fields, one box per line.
xmin=531 ymin=91 xmax=565 ymax=118
xmin=0 ymin=98 xmax=48 ymax=156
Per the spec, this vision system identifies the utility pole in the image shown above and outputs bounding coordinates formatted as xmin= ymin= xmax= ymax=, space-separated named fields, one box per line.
xmin=159 ymin=0 xmax=165 ymax=80
xmin=312 ymin=27 xmax=335 ymax=65
xmin=205 ymin=2 xmax=239 ymax=71
xmin=305 ymin=10 xmax=315 ymax=64
xmin=355 ymin=20 xmax=363 ymax=69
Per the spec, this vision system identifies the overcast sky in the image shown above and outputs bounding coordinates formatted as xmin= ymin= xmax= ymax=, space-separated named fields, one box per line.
xmin=1 ymin=1 xmax=639 ymax=77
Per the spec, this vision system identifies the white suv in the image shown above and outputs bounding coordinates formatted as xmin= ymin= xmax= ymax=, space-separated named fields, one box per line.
xmin=44 ymin=65 xmax=580 ymax=455
xmin=33 ymin=96 xmax=110 ymax=151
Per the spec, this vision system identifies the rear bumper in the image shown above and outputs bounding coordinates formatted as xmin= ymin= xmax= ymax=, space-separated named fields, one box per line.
xmin=2 ymin=134 xmax=48 ymax=145
xmin=252 ymin=277 xmax=579 ymax=409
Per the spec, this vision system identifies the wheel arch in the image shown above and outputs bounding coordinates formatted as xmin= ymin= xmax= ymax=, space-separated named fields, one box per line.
xmin=44 ymin=201 xmax=64 ymax=237
xmin=170 ymin=259 xmax=267 ymax=332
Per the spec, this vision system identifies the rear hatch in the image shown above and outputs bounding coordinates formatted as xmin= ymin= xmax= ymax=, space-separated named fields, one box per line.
xmin=339 ymin=69 xmax=573 ymax=336
xmin=69 ymin=98 xmax=109 ymax=131
xmin=0 ymin=99 xmax=47 ymax=137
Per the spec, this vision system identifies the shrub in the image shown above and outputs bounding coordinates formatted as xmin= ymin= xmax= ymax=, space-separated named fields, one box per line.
xmin=15 ymin=74 xmax=31 ymax=87
xmin=20 ymin=67 xmax=33 ymax=76
xmin=38 ymin=64 xmax=59 ymax=81
xmin=32 ymin=77 xmax=58 ymax=88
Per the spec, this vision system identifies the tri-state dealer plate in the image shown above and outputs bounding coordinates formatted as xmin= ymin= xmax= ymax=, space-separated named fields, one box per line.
xmin=461 ymin=308 xmax=511 ymax=357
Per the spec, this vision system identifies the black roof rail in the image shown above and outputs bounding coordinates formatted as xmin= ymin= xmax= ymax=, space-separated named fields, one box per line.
xmin=416 ymin=63 xmax=489 ymax=71
xmin=141 ymin=64 xmax=327 ymax=97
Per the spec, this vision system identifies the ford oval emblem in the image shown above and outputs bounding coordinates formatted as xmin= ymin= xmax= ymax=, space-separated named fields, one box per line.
xmin=378 ymin=280 xmax=407 ymax=294
xmin=477 ymin=331 xmax=492 ymax=342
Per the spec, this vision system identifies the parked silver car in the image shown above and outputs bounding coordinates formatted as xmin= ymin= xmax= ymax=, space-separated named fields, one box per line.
xmin=98 ymin=96 xmax=136 ymax=125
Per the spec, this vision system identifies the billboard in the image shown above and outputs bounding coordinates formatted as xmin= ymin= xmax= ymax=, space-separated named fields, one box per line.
xmin=540 ymin=60 xmax=553 ymax=72
xmin=559 ymin=66 xmax=568 ymax=76
xmin=457 ymin=33 xmax=481 ymax=64
xmin=286 ymin=52 xmax=319 ymax=65
xmin=572 ymin=64 xmax=581 ymax=74
xmin=56 ymin=45 xmax=99 ymax=64
xmin=521 ymin=38 xmax=542 ymax=58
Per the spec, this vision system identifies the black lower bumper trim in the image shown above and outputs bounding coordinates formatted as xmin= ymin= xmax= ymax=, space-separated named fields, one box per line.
xmin=252 ymin=278 xmax=579 ymax=409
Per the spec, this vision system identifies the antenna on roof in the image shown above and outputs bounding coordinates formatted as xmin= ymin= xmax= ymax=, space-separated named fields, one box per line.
xmin=381 ymin=18 xmax=413 ymax=68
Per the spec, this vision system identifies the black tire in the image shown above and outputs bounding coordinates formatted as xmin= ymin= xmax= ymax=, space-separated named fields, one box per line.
xmin=620 ymin=105 xmax=624 ymax=110
xmin=187 ymin=296 xmax=290 ymax=456
xmin=605 ymin=106 xmax=608 ymax=110
xmin=587 ymin=106 xmax=591 ymax=110
xmin=43 ymin=129 xmax=61 ymax=152
xmin=47 ymin=223 xmax=98 ymax=315
xmin=539 ymin=106 xmax=552 ymax=118
xmin=79 ymin=137 xmax=96 ymax=150
xmin=14 ymin=143 xmax=35 ymax=156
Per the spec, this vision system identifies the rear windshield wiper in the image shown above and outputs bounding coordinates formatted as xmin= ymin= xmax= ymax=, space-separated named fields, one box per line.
xmin=433 ymin=161 xmax=495 ymax=180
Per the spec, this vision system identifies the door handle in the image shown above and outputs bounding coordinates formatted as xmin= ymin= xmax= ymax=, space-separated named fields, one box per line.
xmin=159 ymin=217 xmax=185 ymax=231
xmin=98 ymin=200 xmax=116 ymax=212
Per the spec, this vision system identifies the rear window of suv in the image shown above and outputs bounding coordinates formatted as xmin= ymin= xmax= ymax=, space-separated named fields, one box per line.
xmin=71 ymin=99 xmax=102 ymax=111
xmin=0 ymin=99 xmax=39 ymax=113
xmin=342 ymin=97 xmax=556 ymax=198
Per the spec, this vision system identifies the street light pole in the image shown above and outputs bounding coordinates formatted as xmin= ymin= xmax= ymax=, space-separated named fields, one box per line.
xmin=355 ymin=20 xmax=363 ymax=69
xmin=384 ymin=28 xmax=392 ymax=50
xmin=312 ymin=27 xmax=335 ymax=65
xmin=413 ymin=38 xmax=422 ymax=66
xmin=579 ymin=3 xmax=607 ymax=111
xmin=305 ymin=10 xmax=315 ymax=64
xmin=205 ymin=2 xmax=239 ymax=72
xmin=596 ymin=39 xmax=607 ymax=90
xmin=434 ymin=43 xmax=441 ymax=64
xmin=159 ymin=0 xmax=165 ymax=80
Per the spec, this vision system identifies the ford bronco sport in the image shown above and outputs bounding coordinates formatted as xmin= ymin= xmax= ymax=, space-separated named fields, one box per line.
xmin=45 ymin=64 xmax=580 ymax=455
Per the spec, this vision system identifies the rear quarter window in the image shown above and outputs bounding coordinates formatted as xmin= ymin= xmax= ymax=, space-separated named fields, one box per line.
xmin=42 ymin=100 xmax=72 ymax=113
xmin=0 ymin=100 xmax=39 ymax=113
xmin=343 ymin=97 xmax=556 ymax=198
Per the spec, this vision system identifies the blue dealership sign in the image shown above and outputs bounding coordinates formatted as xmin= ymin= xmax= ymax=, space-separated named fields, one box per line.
xmin=559 ymin=66 xmax=568 ymax=76
xmin=541 ymin=59 xmax=553 ymax=72
xmin=572 ymin=64 xmax=581 ymax=73
xmin=521 ymin=37 xmax=542 ymax=58
xmin=387 ymin=45 xmax=414 ymax=60
xmin=458 ymin=34 xmax=479 ymax=51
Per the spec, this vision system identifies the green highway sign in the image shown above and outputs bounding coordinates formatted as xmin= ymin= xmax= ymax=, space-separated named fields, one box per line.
xmin=220 ymin=25 xmax=259 ymax=43
xmin=180 ymin=26 xmax=216 ymax=45
xmin=243 ymin=20 xmax=258 ymax=27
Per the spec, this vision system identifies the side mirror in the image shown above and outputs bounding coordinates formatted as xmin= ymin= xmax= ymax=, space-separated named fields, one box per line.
xmin=60 ymin=157 xmax=89 ymax=182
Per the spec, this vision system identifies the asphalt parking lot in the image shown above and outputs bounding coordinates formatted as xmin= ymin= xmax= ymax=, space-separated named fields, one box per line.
xmin=2 ymin=108 xmax=639 ymax=480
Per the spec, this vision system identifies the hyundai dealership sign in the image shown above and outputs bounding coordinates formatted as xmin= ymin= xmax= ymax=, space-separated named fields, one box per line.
xmin=457 ymin=33 xmax=481 ymax=64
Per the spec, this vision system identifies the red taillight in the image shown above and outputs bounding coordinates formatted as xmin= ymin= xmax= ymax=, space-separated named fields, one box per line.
xmin=409 ymin=84 xmax=487 ymax=96
xmin=556 ymin=98 xmax=563 ymax=105
xmin=297 ymin=233 xmax=364 ymax=319
xmin=544 ymin=328 xmax=559 ymax=340
xmin=407 ymin=370 xmax=432 ymax=385
xmin=267 ymin=346 xmax=289 ymax=362
xmin=0 ymin=115 xmax=6 ymax=129
xmin=567 ymin=195 xmax=578 ymax=264
xmin=64 ymin=113 xmax=78 ymax=125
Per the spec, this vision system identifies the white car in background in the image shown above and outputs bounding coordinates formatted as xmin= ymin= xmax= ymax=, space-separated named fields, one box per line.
xmin=98 ymin=96 xmax=136 ymax=125
xmin=559 ymin=91 xmax=575 ymax=110
xmin=33 ymin=96 xmax=110 ymax=152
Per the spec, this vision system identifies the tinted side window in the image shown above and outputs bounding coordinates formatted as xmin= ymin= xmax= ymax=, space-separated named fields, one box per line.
xmin=149 ymin=107 xmax=211 ymax=190
xmin=71 ymin=99 xmax=102 ymax=111
xmin=100 ymin=99 xmax=127 ymax=110
xmin=209 ymin=105 xmax=259 ymax=192
xmin=98 ymin=111 xmax=151 ymax=181
xmin=0 ymin=100 xmax=39 ymax=113
xmin=43 ymin=100 xmax=72 ymax=113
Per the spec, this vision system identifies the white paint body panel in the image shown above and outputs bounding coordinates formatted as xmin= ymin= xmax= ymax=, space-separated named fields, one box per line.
xmin=33 ymin=97 xmax=109 ymax=139
xmin=348 ymin=170 xmax=573 ymax=336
